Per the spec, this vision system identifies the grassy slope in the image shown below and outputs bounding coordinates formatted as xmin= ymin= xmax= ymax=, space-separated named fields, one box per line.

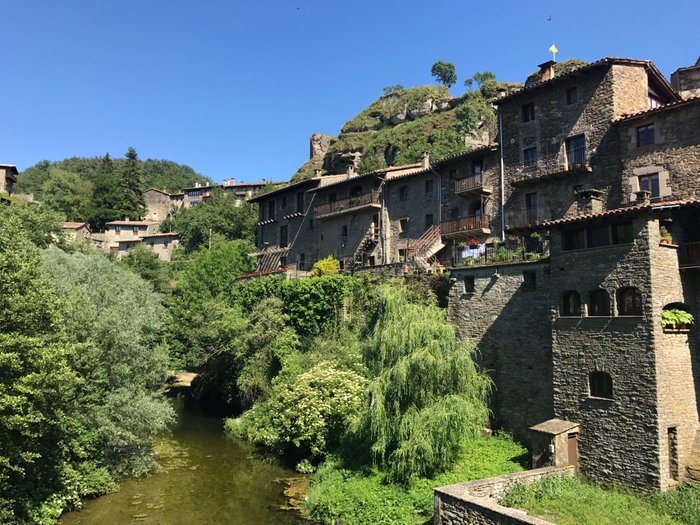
xmin=307 ymin=434 xmax=527 ymax=524
xmin=500 ymin=476 xmax=700 ymax=525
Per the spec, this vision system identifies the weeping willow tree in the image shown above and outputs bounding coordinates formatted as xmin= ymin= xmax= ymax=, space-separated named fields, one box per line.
xmin=355 ymin=282 xmax=492 ymax=484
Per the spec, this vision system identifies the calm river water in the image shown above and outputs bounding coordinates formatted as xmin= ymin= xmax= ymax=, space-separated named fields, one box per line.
xmin=60 ymin=398 xmax=308 ymax=525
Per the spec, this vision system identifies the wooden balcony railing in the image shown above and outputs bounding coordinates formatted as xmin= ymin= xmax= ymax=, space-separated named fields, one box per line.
xmin=315 ymin=190 xmax=381 ymax=218
xmin=679 ymin=242 xmax=700 ymax=269
xmin=440 ymin=214 xmax=490 ymax=236
xmin=505 ymin=206 xmax=554 ymax=230
xmin=455 ymin=175 xmax=490 ymax=195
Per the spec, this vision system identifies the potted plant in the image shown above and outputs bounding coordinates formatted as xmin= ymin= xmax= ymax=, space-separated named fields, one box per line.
xmin=661 ymin=308 xmax=694 ymax=330
xmin=456 ymin=241 xmax=467 ymax=251
xmin=659 ymin=226 xmax=673 ymax=245
xmin=468 ymin=238 xmax=481 ymax=249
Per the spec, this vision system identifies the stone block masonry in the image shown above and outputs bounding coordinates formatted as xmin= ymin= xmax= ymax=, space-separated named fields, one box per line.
xmin=434 ymin=466 xmax=575 ymax=525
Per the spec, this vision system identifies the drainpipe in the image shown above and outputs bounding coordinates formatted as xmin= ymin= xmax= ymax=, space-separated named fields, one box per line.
xmin=498 ymin=107 xmax=506 ymax=241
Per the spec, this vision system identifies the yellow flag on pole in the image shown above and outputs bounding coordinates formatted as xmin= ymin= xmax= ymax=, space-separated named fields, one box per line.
xmin=549 ymin=44 xmax=558 ymax=54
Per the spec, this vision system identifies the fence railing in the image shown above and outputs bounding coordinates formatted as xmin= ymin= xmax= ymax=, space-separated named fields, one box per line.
xmin=455 ymin=175 xmax=485 ymax=193
xmin=315 ymin=190 xmax=381 ymax=218
xmin=440 ymin=214 xmax=490 ymax=235
xmin=438 ymin=238 xmax=549 ymax=268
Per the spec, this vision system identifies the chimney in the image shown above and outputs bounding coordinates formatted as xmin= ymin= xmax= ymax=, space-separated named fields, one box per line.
xmin=231 ymin=177 xmax=235 ymax=185
xmin=537 ymin=60 xmax=557 ymax=82
xmin=347 ymin=164 xmax=355 ymax=177
xmin=576 ymin=189 xmax=605 ymax=214
xmin=421 ymin=151 xmax=430 ymax=170
xmin=314 ymin=169 xmax=322 ymax=177
xmin=195 ymin=182 xmax=201 ymax=188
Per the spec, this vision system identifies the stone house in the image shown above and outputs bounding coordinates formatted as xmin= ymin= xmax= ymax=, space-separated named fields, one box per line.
xmin=61 ymin=221 xmax=91 ymax=242
xmin=98 ymin=219 xmax=178 ymax=261
xmin=0 ymin=164 xmax=18 ymax=195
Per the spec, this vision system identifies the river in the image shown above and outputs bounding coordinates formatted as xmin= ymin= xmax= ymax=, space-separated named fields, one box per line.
xmin=60 ymin=398 xmax=309 ymax=525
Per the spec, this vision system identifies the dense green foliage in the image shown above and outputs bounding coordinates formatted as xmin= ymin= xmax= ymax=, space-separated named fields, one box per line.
xmin=307 ymin=435 xmax=526 ymax=524
xmin=311 ymin=255 xmax=340 ymax=276
xmin=430 ymin=61 xmax=457 ymax=87
xmin=0 ymin=205 xmax=173 ymax=524
xmin=15 ymin=153 xmax=210 ymax=229
xmin=500 ymin=476 xmax=700 ymax=525
xmin=161 ymin=189 xmax=257 ymax=252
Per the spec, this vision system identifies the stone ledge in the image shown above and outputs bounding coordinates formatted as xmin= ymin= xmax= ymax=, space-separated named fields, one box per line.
xmin=434 ymin=466 xmax=575 ymax=525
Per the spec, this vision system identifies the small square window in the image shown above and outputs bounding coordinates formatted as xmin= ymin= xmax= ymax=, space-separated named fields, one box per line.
xmin=523 ymin=147 xmax=538 ymax=167
xmin=399 ymin=218 xmax=408 ymax=234
xmin=637 ymin=123 xmax=655 ymax=147
xmin=341 ymin=225 xmax=348 ymax=237
xmin=522 ymin=103 xmax=535 ymax=122
xmin=398 ymin=248 xmax=406 ymax=262
xmin=566 ymin=87 xmax=579 ymax=105
xmin=522 ymin=271 xmax=536 ymax=292
xmin=425 ymin=213 xmax=434 ymax=228
xmin=425 ymin=179 xmax=434 ymax=193
xmin=464 ymin=276 xmax=475 ymax=293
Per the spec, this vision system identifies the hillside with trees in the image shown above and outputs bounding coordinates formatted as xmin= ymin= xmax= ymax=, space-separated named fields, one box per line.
xmin=14 ymin=150 xmax=212 ymax=229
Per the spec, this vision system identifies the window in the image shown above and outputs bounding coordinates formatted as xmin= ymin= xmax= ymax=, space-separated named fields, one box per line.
xmin=425 ymin=179 xmax=434 ymax=193
xmin=562 ymin=229 xmax=585 ymax=250
xmin=618 ymin=287 xmax=643 ymax=316
xmin=612 ymin=222 xmax=634 ymax=244
xmin=399 ymin=186 xmax=408 ymax=200
xmin=299 ymin=253 xmax=306 ymax=269
xmin=589 ymin=371 xmax=613 ymax=399
xmin=398 ymin=249 xmax=406 ymax=262
xmin=279 ymin=225 xmax=288 ymax=248
xmin=523 ymin=147 xmax=538 ymax=167
xmin=472 ymin=159 xmax=483 ymax=176
xmin=132 ymin=226 xmax=139 ymax=236
xmin=399 ymin=218 xmax=408 ymax=234
xmin=566 ymin=135 xmax=586 ymax=167
xmin=562 ymin=291 xmax=581 ymax=316
xmin=522 ymin=103 xmax=535 ymax=122
xmin=464 ymin=276 xmax=475 ymax=294
xmin=637 ymin=123 xmax=655 ymax=147
xmin=639 ymin=173 xmax=660 ymax=198
xmin=425 ymin=213 xmax=434 ymax=228
xmin=296 ymin=192 xmax=305 ymax=213
xmin=449 ymin=169 xmax=456 ymax=180
xmin=589 ymin=289 xmax=610 ymax=317
xmin=341 ymin=225 xmax=348 ymax=237
xmin=586 ymin=224 xmax=610 ymax=248
xmin=525 ymin=192 xmax=538 ymax=223
xmin=115 ymin=225 xmax=121 ymax=235
xmin=281 ymin=196 xmax=287 ymax=208
xmin=268 ymin=200 xmax=275 ymax=221
xmin=566 ymin=87 xmax=579 ymax=105
xmin=522 ymin=271 xmax=536 ymax=292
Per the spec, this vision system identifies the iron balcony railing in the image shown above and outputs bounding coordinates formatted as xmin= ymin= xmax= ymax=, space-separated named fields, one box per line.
xmin=440 ymin=214 xmax=490 ymax=235
xmin=315 ymin=190 xmax=381 ymax=218
xmin=505 ymin=206 xmax=554 ymax=230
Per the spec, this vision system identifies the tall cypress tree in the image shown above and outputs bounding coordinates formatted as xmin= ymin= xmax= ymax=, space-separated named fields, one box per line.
xmin=87 ymin=153 xmax=123 ymax=230
xmin=121 ymin=147 xmax=146 ymax=220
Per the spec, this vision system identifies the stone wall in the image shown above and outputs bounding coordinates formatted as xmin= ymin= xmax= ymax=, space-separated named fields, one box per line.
xmin=144 ymin=189 xmax=173 ymax=222
xmin=618 ymin=102 xmax=700 ymax=203
xmin=434 ymin=466 xmax=575 ymax=525
xmin=448 ymin=262 xmax=553 ymax=439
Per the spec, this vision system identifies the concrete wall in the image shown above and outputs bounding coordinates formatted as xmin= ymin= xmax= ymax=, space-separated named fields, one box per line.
xmin=434 ymin=466 xmax=575 ymax=525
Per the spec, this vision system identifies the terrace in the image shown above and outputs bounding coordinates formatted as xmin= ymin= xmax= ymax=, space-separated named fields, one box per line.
xmin=315 ymin=190 xmax=381 ymax=219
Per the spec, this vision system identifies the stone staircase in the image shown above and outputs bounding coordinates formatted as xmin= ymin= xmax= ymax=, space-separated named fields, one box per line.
xmin=408 ymin=225 xmax=445 ymax=271
xmin=686 ymin=426 xmax=700 ymax=481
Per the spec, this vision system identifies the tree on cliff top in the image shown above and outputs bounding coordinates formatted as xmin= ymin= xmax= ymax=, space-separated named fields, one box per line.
xmin=430 ymin=61 xmax=457 ymax=88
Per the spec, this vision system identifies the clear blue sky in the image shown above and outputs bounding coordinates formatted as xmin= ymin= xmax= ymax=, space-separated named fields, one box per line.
xmin=2 ymin=0 xmax=698 ymax=184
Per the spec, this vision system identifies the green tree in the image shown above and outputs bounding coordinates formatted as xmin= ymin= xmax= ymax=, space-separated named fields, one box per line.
xmin=354 ymin=283 xmax=492 ymax=483
xmin=311 ymin=255 xmax=340 ymax=276
xmin=120 ymin=147 xmax=146 ymax=220
xmin=41 ymin=167 xmax=93 ymax=221
xmin=0 ymin=201 xmax=65 ymax=249
xmin=87 ymin=153 xmax=124 ymax=230
xmin=430 ymin=61 xmax=457 ymax=88
xmin=121 ymin=243 xmax=168 ymax=292
xmin=382 ymin=84 xmax=405 ymax=96
xmin=162 ymin=189 xmax=257 ymax=251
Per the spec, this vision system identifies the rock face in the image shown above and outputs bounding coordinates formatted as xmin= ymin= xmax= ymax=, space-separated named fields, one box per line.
xmin=310 ymin=133 xmax=333 ymax=160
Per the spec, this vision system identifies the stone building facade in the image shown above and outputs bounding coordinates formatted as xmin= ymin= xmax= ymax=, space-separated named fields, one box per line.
xmin=0 ymin=164 xmax=18 ymax=195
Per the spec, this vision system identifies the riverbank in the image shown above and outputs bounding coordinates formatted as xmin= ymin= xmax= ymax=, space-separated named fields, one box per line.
xmin=60 ymin=398 xmax=308 ymax=525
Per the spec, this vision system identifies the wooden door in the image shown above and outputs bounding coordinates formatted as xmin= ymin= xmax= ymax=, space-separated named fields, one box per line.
xmin=567 ymin=432 xmax=579 ymax=473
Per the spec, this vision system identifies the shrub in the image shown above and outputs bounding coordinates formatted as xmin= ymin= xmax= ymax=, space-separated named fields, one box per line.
xmin=311 ymin=256 xmax=340 ymax=277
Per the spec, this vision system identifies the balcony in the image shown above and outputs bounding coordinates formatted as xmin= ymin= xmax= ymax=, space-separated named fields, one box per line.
xmin=440 ymin=214 xmax=491 ymax=238
xmin=679 ymin=242 xmax=700 ymax=269
xmin=510 ymin=152 xmax=592 ymax=187
xmin=505 ymin=206 xmax=555 ymax=230
xmin=455 ymin=175 xmax=492 ymax=196
xmin=315 ymin=190 xmax=381 ymax=219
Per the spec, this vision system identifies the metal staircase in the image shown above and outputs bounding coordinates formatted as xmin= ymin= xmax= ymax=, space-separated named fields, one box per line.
xmin=346 ymin=224 xmax=379 ymax=269
xmin=407 ymin=224 xmax=444 ymax=271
